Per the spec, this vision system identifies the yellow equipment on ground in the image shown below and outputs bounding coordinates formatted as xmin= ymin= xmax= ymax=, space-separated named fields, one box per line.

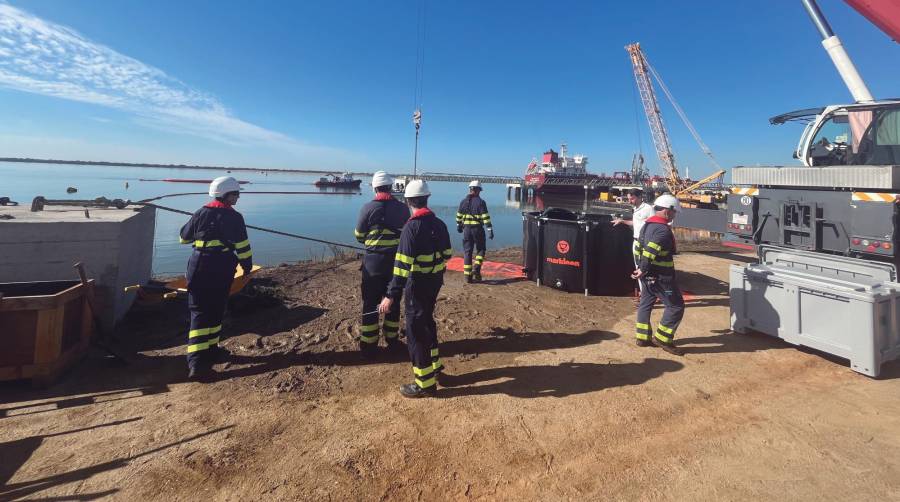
xmin=124 ymin=265 xmax=261 ymax=304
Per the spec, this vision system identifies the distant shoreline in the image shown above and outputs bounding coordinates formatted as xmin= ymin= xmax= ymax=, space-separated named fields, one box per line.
xmin=0 ymin=157 xmax=372 ymax=176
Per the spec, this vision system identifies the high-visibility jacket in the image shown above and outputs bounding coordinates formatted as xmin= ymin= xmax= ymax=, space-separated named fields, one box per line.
xmin=637 ymin=215 xmax=676 ymax=277
xmin=387 ymin=208 xmax=452 ymax=299
xmin=354 ymin=193 xmax=409 ymax=254
xmin=179 ymin=200 xmax=253 ymax=271
xmin=456 ymin=195 xmax=492 ymax=229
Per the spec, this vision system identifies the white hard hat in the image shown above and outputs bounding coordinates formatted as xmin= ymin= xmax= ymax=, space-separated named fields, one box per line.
xmin=371 ymin=170 xmax=393 ymax=188
xmin=653 ymin=193 xmax=681 ymax=211
xmin=404 ymin=179 xmax=431 ymax=198
xmin=209 ymin=176 xmax=241 ymax=197
xmin=468 ymin=180 xmax=482 ymax=189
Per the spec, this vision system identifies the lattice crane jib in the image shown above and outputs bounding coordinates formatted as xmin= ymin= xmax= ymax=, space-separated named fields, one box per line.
xmin=625 ymin=43 xmax=682 ymax=193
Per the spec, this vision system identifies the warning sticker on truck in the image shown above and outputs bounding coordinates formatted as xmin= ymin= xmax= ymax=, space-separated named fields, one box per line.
xmin=732 ymin=214 xmax=749 ymax=225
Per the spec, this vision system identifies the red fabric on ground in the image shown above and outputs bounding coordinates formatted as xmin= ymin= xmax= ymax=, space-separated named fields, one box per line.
xmin=446 ymin=256 xmax=525 ymax=279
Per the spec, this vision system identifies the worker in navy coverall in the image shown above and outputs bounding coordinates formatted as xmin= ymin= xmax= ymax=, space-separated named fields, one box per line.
xmin=354 ymin=171 xmax=410 ymax=358
xmin=456 ymin=180 xmax=493 ymax=283
xmin=179 ymin=176 xmax=253 ymax=380
xmin=633 ymin=194 xmax=685 ymax=356
xmin=379 ymin=180 xmax=453 ymax=398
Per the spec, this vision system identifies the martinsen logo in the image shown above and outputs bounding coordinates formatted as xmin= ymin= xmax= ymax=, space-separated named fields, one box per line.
xmin=546 ymin=257 xmax=580 ymax=267
xmin=556 ymin=240 xmax=570 ymax=254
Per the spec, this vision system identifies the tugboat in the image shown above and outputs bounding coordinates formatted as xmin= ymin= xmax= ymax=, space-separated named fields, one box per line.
xmin=391 ymin=176 xmax=408 ymax=196
xmin=314 ymin=173 xmax=362 ymax=188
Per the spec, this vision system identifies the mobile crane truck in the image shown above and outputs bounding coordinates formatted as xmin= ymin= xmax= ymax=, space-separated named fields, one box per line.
xmin=727 ymin=0 xmax=900 ymax=377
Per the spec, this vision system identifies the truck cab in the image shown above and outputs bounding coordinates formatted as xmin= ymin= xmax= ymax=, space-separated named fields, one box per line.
xmin=775 ymin=100 xmax=900 ymax=167
xmin=726 ymin=100 xmax=900 ymax=269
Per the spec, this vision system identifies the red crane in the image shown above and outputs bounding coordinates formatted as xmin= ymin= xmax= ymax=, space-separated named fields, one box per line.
xmin=844 ymin=0 xmax=900 ymax=42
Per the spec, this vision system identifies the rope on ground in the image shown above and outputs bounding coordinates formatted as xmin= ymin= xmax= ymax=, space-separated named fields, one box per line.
xmin=137 ymin=201 xmax=367 ymax=252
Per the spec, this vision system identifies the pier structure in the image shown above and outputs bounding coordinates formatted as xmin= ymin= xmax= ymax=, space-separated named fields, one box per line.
xmin=397 ymin=172 xmax=524 ymax=184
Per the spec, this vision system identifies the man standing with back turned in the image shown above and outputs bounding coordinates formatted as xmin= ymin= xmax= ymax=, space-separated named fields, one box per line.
xmin=354 ymin=171 xmax=409 ymax=358
xmin=180 ymin=176 xmax=253 ymax=381
xmin=456 ymin=180 xmax=493 ymax=283
xmin=379 ymin=180 xmax=453 ymax=398
xmin=613 ymin=188 xmax=653 ymax=293
xmin=632 ymin=194 xmax=685 ymax=356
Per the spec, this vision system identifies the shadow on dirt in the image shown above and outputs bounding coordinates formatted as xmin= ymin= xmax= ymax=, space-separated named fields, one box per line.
xmin=0 ymin=423 xmax=231 ymax=501
xmin=301 ymin=329 xmax=619 ymax=368
xmin=676 ymin=330 xmax=786 ymax=355
xmin=682 ymin=297 xmax=732 ymax=308
xmin=0 ymin=418 xmax=142 ymax=487
xmin=0 ymin=385 xmax=169 ymax=416
xmin=442 ymin=328 xmax=618 ymax=357
xmin=438 ymin=358 xmax=683 ymax=398
xmin=228 ymin=304 xmax=327 ymax=338
xmin=695 ymin=330 xmax=900 ymax=379
xmin=677 ymin=271 xmax=729 ymax=296
xmin=118 ymin=280 xmax=327 ymax=352
xmin=475 ymin=277 xmax=527 ymax=286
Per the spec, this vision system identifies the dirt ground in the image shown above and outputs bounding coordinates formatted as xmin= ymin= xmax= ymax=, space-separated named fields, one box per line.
xmin=3 ymin=246 xmax=900 ymax=501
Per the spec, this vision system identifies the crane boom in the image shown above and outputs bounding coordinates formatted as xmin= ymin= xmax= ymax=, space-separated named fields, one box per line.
xmin=676 ymin=169 xmax=726 ymax=196
xmin=626 ymin=43 xmax=681 ymax=193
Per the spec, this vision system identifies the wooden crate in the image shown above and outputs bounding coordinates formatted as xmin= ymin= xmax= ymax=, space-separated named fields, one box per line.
xmin=0 ymin=279 xmax=93 ymax=386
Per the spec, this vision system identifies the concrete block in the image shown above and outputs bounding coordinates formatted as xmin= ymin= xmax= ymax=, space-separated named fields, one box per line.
xmin=0 ymin=204 xmax=156 ymax=330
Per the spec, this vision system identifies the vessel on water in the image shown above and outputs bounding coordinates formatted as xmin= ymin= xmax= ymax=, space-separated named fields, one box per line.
xmin=524 ymin=143 xmax=632 ymax=194
xmin=314 ymin=173 xmax=362 ymax=188
xmin=391 ymin=176 xmax=408 ymax=196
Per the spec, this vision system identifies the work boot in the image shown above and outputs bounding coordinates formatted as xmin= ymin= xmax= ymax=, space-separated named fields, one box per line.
xmin=399 ymin=383 xmax=436 ymax=398
xmin=635 ymin=337 xmax=652 ymax=348
xmin=465 ymin=274 xmax=473 ymax=284
xmin=651 ymin=336 xmax=684 ymax=356
xmin=359 ymin=341 xmax=378 ymax=360
xmin=385 ymin=338 xmax=406 ymax=354
xmin=187 ymin=365 xmax=216 ymax=383
xmin=209 ymin=345 xmax=231 ymax=363
xmin=435 ymin=369 xmax=456 ymax=387
xmin=473 ymin=272 xmax=482 ymax=283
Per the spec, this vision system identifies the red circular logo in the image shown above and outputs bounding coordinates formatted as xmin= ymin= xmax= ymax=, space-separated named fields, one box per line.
xmin=556 ymin=240 xmax=570 ymax=254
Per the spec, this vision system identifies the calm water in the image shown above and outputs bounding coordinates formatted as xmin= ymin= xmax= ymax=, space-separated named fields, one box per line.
xmin=2 ymin=162 xmax=574 ymax=275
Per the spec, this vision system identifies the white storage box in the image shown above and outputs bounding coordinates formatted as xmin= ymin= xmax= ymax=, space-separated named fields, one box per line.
xmin=730 ymin=247 xmax=900 ymax=377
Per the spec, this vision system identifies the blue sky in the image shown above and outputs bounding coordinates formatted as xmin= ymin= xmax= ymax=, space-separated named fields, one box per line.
xmin=0 ymin=0 xmax=897 ymax=177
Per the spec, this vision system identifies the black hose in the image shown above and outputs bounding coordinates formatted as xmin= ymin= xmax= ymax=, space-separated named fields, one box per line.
xmin=752 ymin=212 xmax=771 ymax=245
xmin=138 ymin=201 xmax=367 ymax=251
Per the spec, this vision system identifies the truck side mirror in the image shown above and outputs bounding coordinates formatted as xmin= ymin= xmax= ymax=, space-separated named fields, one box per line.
xmin=792 ymin=151 xmax=799 ymax=159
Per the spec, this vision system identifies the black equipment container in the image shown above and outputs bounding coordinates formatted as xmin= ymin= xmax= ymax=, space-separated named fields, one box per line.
xmin=523 ymin=211 xmax=541 ymax=280
xmin=522 ymin=208 xmax=634 ymax=296
xmin=583 ymin=213 xmax=636 ymax=295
